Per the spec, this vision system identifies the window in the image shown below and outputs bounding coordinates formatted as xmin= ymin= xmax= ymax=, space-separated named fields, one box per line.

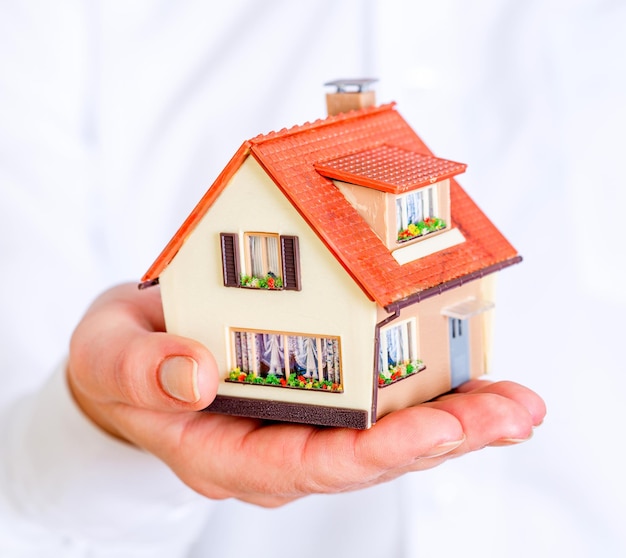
xmin=396 ymin=187 xmax=446 ymax=243
xmin=378 ymin=318 xmax=424 ymax=387
xmin=246 ymin=233 xmax=280 ymax=281
xmin=227 ymin=329 xmax=342 ymax=392
xmin=220 ymin=232 xmax=301 ymax=290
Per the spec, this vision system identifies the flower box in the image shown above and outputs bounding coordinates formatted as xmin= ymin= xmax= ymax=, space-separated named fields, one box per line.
xmin=240 ymin=272 xmax=283 ymax=290
xmin=226 ymin=369 xmax=343 ymax=393
xmin=397 ymin=217 xmax=446 ymax=243
xmin=378 ymin=359 xmax=425 ymax=388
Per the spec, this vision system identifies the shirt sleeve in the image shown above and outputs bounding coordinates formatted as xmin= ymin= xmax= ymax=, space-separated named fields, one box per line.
xmin=0 ymin=361 xmax=214 ymax=558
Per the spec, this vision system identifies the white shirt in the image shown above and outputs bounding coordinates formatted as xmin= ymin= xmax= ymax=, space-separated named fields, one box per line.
xmin=1 ymin=1 xmax=624 ymax=556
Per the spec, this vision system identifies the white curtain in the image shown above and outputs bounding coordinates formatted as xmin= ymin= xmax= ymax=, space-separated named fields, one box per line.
xmin=266 ymin=236 xmax=279 ymax=276
xmin=323 ymin=338 xmax=340 ymax=383
xmin=234 ymin=332 xmax=341 ymax=382
xmin=388 ymin=327 xmax=402 ymax=367
xmin=407 ymin=191 xmax=422 ymax=224
xmin=292 ymin=336 xmax=318 ymax=378
xmin=249 ymin=236 xmax=263 ymax=277
xmin=381 ymin=324 xmax=406 ymax=369
xmin=262 ymin=334 xmax=284 ymax=375
xmin=397 ymin=188 xmax=437 ymax=231
xmin=248 ymin=235 xmax=279 ymax=277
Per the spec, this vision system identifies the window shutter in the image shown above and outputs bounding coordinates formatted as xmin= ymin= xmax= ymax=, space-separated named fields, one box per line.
xmin=280 ymin=235 xmax=301 ymax=291
xmin=220 ymin=233 xmax=240 ymax=287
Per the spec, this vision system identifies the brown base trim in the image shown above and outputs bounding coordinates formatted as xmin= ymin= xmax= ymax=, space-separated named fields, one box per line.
xmin=204 ymin=395 xmax=370 ymax=429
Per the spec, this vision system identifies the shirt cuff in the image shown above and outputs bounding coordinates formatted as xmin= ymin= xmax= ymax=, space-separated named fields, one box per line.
xmin=2 ymin=360 xmax=213 ymax=549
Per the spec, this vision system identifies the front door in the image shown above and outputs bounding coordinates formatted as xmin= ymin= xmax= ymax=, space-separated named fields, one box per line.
xmin=449 ymin=318 xmax=470 ymax=388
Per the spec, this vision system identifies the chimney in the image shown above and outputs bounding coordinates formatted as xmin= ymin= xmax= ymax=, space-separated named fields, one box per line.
xmin=324 ymin=78 xmax=378 ymax=116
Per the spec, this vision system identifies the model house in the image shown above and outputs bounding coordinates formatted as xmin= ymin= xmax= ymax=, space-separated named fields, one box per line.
xmin=140 ymin=81 xmax=521 ymax=429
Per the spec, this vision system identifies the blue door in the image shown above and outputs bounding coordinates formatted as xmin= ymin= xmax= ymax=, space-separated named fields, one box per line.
xmin=449 ymin=318 xmax=470 ymax=388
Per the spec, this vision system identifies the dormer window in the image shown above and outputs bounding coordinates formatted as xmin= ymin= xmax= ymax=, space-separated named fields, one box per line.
xmin=314 ymin=145 xmax=465 ymax=256
xmin=396 ymin=186 xmax=446 ymax=243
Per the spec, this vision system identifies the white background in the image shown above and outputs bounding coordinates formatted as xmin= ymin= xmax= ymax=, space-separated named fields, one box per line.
xmin=1 ymin=1 xmax=624 ymax=556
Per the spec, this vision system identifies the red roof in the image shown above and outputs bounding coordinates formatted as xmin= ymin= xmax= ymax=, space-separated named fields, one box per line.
xmin=141 ymin=103 xmax=519 ymax=309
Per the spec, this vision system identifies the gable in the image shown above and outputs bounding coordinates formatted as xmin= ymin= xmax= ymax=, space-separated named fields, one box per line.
xmin=157 ymin=156 xmax=380 ymax=412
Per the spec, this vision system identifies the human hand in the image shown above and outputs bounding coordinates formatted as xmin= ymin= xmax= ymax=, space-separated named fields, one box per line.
xmin=68 ymin=283 xmax=546 ymax=507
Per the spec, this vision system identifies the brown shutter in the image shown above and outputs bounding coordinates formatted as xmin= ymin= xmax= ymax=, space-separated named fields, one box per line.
xmin=280 ymin=235 xmax=301 ymax=291
xmin=220 ymin=233 xmax=240 ymax=287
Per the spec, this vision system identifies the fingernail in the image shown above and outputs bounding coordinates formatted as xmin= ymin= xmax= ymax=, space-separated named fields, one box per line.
xmin=159 ymin=356 xmax=200 ymax=403
xmin=489 ymin=432 xmax=534 ymax=447
xmin=422 ymin=437 xmax=465 ymax=458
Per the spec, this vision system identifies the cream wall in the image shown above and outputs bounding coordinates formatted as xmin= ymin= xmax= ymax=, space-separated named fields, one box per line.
xmin=159 ymin=156 xmax=379 ymax=416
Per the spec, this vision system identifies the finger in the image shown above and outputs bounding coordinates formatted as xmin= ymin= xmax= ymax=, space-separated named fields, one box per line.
xmin=367 ymin=381 xmax=547 ymax=481
xmin=296 ymin=406 xmax=465 ymax=493
xmin=425 ymin=391 xmax=536 ymax=452
xmin=69 ymin=284 xmax=219 ymax=414
xmin=448 ymin=380 xmax=546 ymax=427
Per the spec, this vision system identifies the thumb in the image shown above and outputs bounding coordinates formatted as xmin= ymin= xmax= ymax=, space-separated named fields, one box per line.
xmin=68 ymin=284 xmax=219 ymax=416
xmin=158 ymin=354 xmax=204 ymax=404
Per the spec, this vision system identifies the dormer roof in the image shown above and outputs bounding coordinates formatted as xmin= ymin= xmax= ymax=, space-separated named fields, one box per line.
xmin=141 ymin=103 xmax=520 ymax=310
xmin=314 ymin=144 xmax=467 ymax=193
